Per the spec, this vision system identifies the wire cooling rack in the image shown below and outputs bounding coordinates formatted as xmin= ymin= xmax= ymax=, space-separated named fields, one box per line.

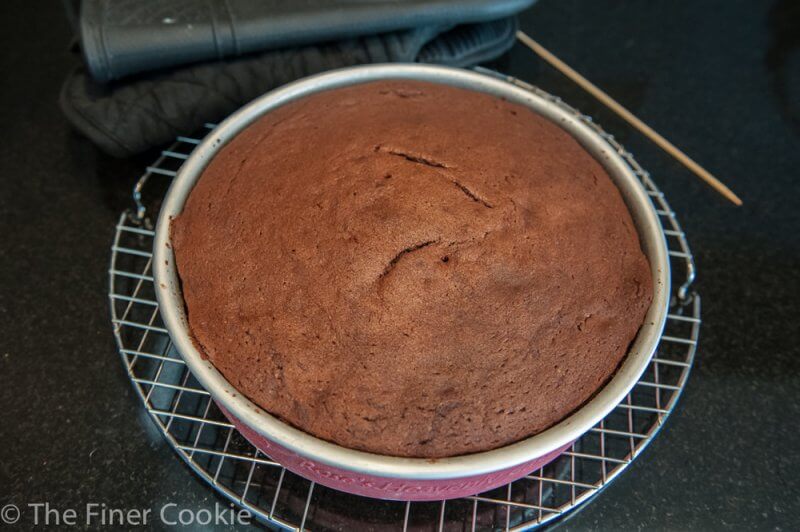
xmin=109 ymin=72 xmax=700 ymax=531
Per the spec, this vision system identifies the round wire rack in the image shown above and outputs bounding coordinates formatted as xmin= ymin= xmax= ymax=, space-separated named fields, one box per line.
xmin=109 ymin=71 xmax=700 ymax=531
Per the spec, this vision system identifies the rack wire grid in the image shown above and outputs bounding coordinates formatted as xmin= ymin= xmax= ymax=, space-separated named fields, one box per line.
xmin=109 ymin=72 xmax=700 ymax=531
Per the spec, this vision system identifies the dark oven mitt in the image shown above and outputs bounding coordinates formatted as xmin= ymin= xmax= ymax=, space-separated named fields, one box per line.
xmin=80 ymin=0 xmax=535 ymax=82
xmin=61 ymin=18 xmax=521 ymax=156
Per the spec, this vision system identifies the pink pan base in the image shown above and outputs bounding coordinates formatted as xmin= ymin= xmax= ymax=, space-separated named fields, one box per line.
xmin=221 ymin=405 xmax=570 ymax=501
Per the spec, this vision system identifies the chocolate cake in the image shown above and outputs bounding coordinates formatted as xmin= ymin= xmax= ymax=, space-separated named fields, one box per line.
xmin=171 ymin=80 xmax=653 ymax=458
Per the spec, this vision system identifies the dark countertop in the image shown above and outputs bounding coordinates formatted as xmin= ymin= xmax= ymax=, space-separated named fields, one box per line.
xmin=1 ymin=0 xmax=798 ymax=530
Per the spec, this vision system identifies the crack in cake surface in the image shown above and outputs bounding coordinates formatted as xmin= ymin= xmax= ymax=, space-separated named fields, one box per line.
xmin=378 ymin=239 xmax=440 ymax=280
xmin=377 ymin=145 xmax=450 ymax=169
xmin=450 ymin=180 xmax=494 ymax=208
xmin=376 ymin=145 xmax=494 ymax=208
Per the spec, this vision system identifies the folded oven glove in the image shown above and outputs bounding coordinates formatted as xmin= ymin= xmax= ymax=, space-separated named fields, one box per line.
xmin=61 ymin=17 xmax=521 ymax=157
xmin=80 ymin=0 xmax=535 ymax=82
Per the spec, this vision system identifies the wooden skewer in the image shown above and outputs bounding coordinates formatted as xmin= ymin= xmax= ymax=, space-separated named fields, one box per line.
xmin=516 ymin=30 xmax=742 ymax=206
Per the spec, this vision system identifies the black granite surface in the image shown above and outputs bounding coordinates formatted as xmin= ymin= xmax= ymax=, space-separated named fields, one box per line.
xmin=1 ymin=0 xmax=798 ymax=530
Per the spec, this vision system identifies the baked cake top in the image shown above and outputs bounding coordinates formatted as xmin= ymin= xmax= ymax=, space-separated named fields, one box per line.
xmin=171 ymin=80 xmax=652 ymax=458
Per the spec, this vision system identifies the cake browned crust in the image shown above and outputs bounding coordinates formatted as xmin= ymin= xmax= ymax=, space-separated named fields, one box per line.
xmin=171 ymin=80 xmax=653 ymax=458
